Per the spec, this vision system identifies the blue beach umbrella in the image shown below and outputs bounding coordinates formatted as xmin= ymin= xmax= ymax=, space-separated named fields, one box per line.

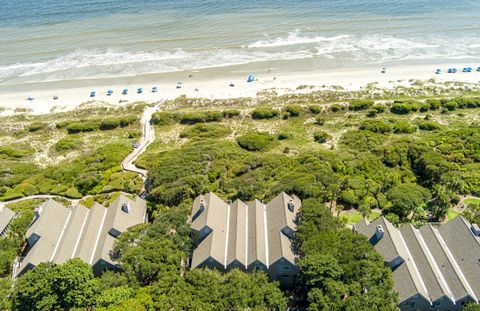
xmin=107 ymin=89 xmax=113 ymax=96
xmin=122 ymin=89 xmax=128 ymax=95
xmin=152 ymin=86 xmax=158 ymax=93
xmin=137 ymin=87 xmax=143 ymax=94
xmin=90 ymin=91 xmax=96 ymax=97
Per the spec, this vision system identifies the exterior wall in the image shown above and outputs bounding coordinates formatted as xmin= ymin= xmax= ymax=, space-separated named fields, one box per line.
xmin=397 ymin=294 xmax=473 ymax=311
xmin=93 ymin=259 xmax=117 ymax=276
xmin=398 ymin=294 xmax=431 ymax=311
xmin=197 ymin=257 xmax=225 ymax=272
xmin=267 ymin=259 xmax=299 ymax=287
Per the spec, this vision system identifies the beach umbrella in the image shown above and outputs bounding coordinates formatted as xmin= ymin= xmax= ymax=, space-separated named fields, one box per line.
xmin=107 ymin=90 xmax=113 ymax=96
xmin=90 ymin=91 xmax=96 ymax=97
xmin=152 ymin=86 xmax=158 ymax=93
xmin=247 ymin=74 xmax=255 ymax=82
xmin=477 ymin=67 xmax=480 ymax=72
xmin=27 ymin=96 xmax=34 ymax=101
xmin=137 ymin=88 xmax=143 ymax=94
xmin=122 ymin=89 xmax=128 ymax=95
xmin=435 ymin=69 xmax=441 ymax=74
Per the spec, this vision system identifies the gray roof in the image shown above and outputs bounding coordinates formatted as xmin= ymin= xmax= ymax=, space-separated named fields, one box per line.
xmin=190 ymin=192 xmax=300 ymax=270
xmin=354 ymin=216 xmax=480 ymax=305
xmin=0 ymin=206 xmax=15 ymax=235
xmin=18 ymin=195 xmax=146 ymax=276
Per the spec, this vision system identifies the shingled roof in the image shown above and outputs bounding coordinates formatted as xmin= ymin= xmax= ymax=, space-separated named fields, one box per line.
xmin=354 ymin=216 xmax=480 ymax=306
xmin=190 ymin=192 xmax=300 ymax=271
xmin=17 ymin=194 xmax=147 ymax=276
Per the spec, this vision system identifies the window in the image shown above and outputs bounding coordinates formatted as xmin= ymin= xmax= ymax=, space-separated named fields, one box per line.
xmin=405 ymin=301 xmax=416 ymax=309
xmin=280 ymin=265 xmax=290 ymax=271
xmin=431 ymin=301 xmax=441 ymax=308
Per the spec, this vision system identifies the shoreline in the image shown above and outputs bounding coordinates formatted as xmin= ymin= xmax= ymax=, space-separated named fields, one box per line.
xmin=1 ymin=61 xmax=480 ymax=115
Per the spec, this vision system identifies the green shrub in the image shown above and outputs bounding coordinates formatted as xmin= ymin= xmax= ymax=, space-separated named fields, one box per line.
xmin=426 ymin=99 xmax=441 ymax=110
xmin=444 ymin=101 xmax=458 ymax=111
xmin=359 ymin=120 xmax=392 ymax=134
xmin=285 ymin=105 xmax=302 ymax=117
xmin=308 ymin=105 xmax=322 ymax=114
xmin=0 ymin=146 xmax=35 ymax=158
xmin=390 ymin=103 xmax=410 ymax=114
xmin=278 ymin=132 xmax=291 ymax=140
xmin=151 ymin=112 xmax=179 ymax=126
xmin=330 ymin=105 xmax=343 ymax=112
xmin=180 ymin=111 xmax=223 ymax=124
xmin=419 ymin=103 xmax=431 ymax=112
xmin=417 ymin=120 xmax=441 ymax=131
xmin=222 ymin=109 xmax=241 ymax=118
xmin=66 ymin=122 xmax=97 ymax=134
xmin=236 ymin=132 xmax=274 ymax=151
xmin=27 ymin=122 xmax=47 ymax=132
xmin=99 ymin=119 xmax=118 ymax=131
xmin=251 ymin=108 xmax=279 ymax=120
xmin=54 ymin=137 xmax=82 ymax=152
xmin=393 ymin=121 xmax=417 ymax=134
xmin=128 ymin=130 xmax=142 ymax=139
xmin=313 ymin=131 xmax=332 ymax=143
xmin=349 ymin=100 xmax=373 ymax=111
xmin=180 ymin=123 xmax=231 ymax=139
xmin=315 ymin=117 xmax=326 ymax=125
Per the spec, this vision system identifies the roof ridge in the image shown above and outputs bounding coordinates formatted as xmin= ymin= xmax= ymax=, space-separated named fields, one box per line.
xmin=409 ymin=224 xmax=455 ymax=303
xmin=429 ymin=224 xmax=478 ymax=302
xmin=383 ymin=219 xmax=430 ymax=302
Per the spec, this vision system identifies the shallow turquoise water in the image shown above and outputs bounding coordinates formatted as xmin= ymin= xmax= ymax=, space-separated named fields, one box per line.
xmin=1 ymin=0 xmax=479 ymax=84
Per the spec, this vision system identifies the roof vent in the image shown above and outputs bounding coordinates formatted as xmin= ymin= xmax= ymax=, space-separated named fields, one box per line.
xmin=287 ymin=200 xmax=295 ymax=212
xmin=375 ymin=225 xmax=384 ymax=240
xmin=471 ymin=224 xmax=480 ymax=237
xmin=121 ymin=202 xmax=130 ymax=213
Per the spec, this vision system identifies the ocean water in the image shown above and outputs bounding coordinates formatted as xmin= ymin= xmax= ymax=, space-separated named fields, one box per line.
xmin=1 ymin=0 xmax=480 ymax=85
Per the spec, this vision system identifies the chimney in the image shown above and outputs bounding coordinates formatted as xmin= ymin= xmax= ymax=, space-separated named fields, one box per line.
xmin=471 ymin=224 xmax=480 ymax=237
xmin=287 ymin=200 xmax=295 ymax=212
xmin=375 ymin=225 xmax=384 ymax=240
xmin=121 ymin=202 xmax=130 ymax=213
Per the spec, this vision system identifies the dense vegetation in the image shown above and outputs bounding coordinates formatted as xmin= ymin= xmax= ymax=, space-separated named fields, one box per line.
xmin=1 ymin=87 xmax=480 ymax=310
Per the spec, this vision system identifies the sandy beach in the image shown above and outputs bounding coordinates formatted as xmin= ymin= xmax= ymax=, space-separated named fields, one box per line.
xmin=1 ymin=61 xmax=479 ymax=115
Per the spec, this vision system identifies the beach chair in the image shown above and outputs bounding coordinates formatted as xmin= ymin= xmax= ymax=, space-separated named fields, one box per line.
xmin=107 ymin=90 xmax=113 ymax=96
xmin=381 ymin=67 xmax=387 ymax=73
xmin=122 ymin=89 xmax=128 ymax=95
xmin=90 ymin=91 xmax=96 ymax=97
xmin=152 ymin=86 xmax=158 ymax=93
xmin=53 ymin=95 xmax=59 ymax=100
xmin=137 ymin=88 xmax=143 ymax=94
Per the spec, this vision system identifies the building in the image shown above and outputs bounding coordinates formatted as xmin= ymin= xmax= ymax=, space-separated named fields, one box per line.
xmin=354 ymin=216 xmax=480 ymax=310
xmin=189 ymin=192 xmax=301 ymax=286
xmin=0 ymin=206 xmax=15 ymax=237
xmin=16 ymin=194 xmax=147 ymax=277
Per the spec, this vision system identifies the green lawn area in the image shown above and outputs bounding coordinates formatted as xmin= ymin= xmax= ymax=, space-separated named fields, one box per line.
xmin=464 ymin=197 xmax=480 ymax=205
xmin=341 ymin=210 xmax=381 ymax=225
xmin=445 ymin=209 xmax=461 ymax=222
